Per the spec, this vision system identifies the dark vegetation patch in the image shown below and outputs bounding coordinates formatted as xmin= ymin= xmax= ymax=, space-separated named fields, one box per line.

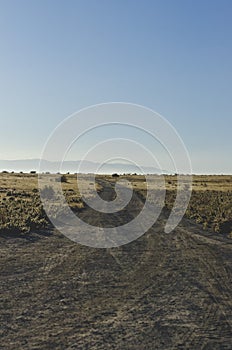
xmin=162 ymin=190 xmax=232 ymax=236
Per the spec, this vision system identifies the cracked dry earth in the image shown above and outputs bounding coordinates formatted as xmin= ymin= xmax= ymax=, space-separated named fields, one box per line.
xmin=0 ymin=180 xmax=232 ymax=349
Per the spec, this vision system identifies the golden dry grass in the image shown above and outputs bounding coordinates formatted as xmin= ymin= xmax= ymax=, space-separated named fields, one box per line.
xmin=0 ymin=172 xmax=231 ymax=236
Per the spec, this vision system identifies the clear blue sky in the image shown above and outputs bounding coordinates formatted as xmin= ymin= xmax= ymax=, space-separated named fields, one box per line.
xmin=0 ymin=0 xmax=231 ymax=173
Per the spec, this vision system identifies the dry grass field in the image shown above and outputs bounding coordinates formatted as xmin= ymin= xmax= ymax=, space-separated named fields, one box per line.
xmin=0 ymin=172 xmax=231 ymax=237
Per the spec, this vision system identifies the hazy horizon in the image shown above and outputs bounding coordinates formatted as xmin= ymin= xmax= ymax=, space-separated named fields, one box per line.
xmin=0 ymin=157 xmax=231 ymax=175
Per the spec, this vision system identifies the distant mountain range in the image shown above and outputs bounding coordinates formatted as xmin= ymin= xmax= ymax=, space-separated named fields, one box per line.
xmin=0 ymin=159 xmax=166 ymax=174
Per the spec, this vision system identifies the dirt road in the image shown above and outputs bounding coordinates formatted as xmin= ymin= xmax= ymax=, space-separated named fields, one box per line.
xmin=0 ymin=179 xmax=231 ymax=349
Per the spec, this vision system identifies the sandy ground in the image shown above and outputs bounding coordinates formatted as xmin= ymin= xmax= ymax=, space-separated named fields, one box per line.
xmin=0 ymin=179 xmax=231 ymax=349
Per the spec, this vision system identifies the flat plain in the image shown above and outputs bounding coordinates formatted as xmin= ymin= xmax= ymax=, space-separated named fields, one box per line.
xmin=0 ymin=173 xmax=231 ymax=349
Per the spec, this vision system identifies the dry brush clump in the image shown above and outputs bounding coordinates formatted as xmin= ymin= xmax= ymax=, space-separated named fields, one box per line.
xmin=165 ymin=189 xmax=232 ymax=237
xmin=0 ymin=179 xmax=85 ymax=235
xmin=0 ymin=192 xmax=48 ymax=234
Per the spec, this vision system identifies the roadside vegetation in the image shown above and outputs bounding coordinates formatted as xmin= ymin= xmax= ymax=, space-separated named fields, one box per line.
xmin=119 ymin=174 xmax=232 ymax=238
xmin=166 ymin=175 xmax=232 ymax=237
xmin=0 ymin=173 xmax=86 ymax=234
xmin=0 ymin=173 xmax=231 ymax=237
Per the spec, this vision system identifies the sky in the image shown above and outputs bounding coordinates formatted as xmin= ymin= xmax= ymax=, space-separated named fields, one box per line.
xmin=0 ymin=0 xmax=231 ymax=174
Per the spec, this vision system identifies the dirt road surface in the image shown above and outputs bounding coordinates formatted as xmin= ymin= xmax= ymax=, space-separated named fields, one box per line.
xmin=0 ymin=180 xmax=231 ymax=349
